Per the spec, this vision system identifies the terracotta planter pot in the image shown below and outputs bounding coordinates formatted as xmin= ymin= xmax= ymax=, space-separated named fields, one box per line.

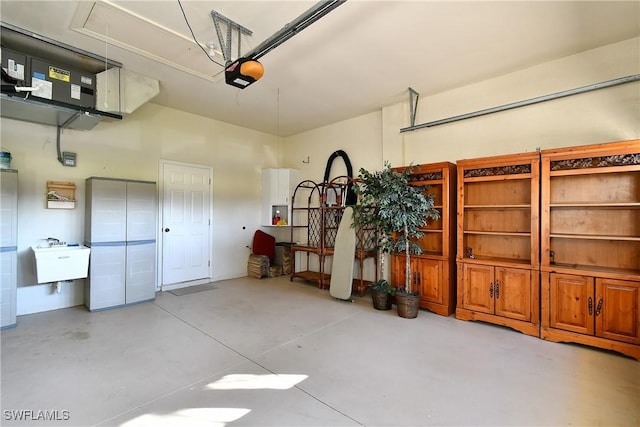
xmin=395 ymin=292 xmax=420 ymax=318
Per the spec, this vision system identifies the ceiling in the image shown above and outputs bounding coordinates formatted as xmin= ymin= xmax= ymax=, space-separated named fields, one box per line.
xmin=1 ymin=1 xmax=638 ymax=136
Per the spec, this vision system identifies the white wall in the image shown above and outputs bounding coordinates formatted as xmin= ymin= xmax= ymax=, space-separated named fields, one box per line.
xmin=397 ymin=37 xmax=640 ymax=164
xmin=1 ymin=103 xmax=279 ymax=314
xmin=282 ymin=112 xmax=383 ymax=182
xmin=285 ymin=37 xmax=639 ymax=175
xmin=281 ymin=37 xmax=640 ymax=283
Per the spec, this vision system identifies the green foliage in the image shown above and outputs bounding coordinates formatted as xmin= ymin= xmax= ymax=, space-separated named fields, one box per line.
xmin=368 ymin=279 xmax=396 ymax=295
xmin=352 ymin=162 xmax=440 ymax=293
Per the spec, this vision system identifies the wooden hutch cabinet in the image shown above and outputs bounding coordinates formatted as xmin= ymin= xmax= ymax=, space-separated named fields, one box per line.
xmin=540 ymin=140 xmax=640 ymax=360
xmin=391 ymin=162 xmax=457 ymax=316
xmin=455 ymin=152 xmax=540 ymax=337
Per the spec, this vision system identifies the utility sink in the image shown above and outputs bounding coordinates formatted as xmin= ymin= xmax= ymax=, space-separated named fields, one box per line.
xmin=31 ymin=245 xmax=91 ymax=284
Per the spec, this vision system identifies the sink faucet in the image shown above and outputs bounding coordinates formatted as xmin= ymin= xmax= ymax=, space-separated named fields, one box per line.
xmin=46 ymin=237 xmax=60 ymax=243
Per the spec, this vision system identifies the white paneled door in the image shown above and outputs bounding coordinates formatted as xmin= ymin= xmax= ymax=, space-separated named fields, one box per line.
xmin=161 ymin=162 xmax=212 ymax=286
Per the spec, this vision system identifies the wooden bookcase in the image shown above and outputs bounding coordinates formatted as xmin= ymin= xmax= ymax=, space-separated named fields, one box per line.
xmin=540 ymin=140 xmax=640 ymax=360
xmin=391 ymin=162 xmax=457 ymax=316
xmin=455 ymin=152 xmax=540 ymax=337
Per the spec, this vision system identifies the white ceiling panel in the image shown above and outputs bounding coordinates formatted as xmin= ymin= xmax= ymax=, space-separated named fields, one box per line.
xmin=1 ymin=0 xmax=638 ymax=136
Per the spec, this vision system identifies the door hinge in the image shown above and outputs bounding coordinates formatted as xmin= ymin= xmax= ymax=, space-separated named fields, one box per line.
xmin=208 ymin=260 xmax=210 ymax=267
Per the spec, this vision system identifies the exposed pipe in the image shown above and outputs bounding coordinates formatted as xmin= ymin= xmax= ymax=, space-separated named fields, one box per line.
xmin=56 ymin=112 xmax=80 ymax=165
xmin=400 ymin=74 xmax=640 ymax=133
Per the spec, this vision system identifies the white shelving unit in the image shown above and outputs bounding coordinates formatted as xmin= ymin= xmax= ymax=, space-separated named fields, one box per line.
xmin=261 ymin=168 xmax=300 ymax=226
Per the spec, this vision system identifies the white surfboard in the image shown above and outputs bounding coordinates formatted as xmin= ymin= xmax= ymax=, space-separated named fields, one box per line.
xmin=330 ymin=206 xmax=356 ymax=300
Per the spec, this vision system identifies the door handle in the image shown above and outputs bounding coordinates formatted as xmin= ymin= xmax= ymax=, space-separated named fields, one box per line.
xmin=164 ymin=228 xmax=170 ymax=232
xmin=595 ymin=299 xmax=603 ymax=316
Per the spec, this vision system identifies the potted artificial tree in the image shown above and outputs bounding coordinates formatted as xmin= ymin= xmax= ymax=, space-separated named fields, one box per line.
xmin=353 ymin=162 xmax=439 ymax=318
xmin=367 ymin=274 xmax=396 ymax=310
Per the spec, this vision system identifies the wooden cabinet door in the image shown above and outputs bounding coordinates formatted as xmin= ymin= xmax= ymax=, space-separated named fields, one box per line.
xmin=462 ymin=263 xmax=494 ymax=314
xmin=391 ymin=255 xmax=407 ymax=290
xmin=549 ymin=273 xmax=594 ymax=335
xmin=494 ymin=267 xmax=531 ymax=322
xmin=596 ymin=278 xmax=640 ymax=345
xmin=415 ymin=258 xmax=443 ymax=305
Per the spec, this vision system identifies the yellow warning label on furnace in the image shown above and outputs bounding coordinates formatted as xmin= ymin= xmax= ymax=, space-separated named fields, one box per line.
xmin=48 ymin=66 xmax=70 ymax=82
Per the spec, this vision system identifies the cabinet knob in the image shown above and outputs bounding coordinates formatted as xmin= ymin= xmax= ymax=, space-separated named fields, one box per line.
xmin=164 ymin=228 xmax=170 ymax=232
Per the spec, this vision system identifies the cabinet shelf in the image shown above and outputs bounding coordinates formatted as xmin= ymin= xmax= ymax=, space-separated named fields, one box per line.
xmin=550 ymin=202 xmax=640 ymax=208
xmin=421 ymin=251 xmax=446 ymax=258
xmin=550 ymin=233 xmax=640 ymax=241
xmin=46 ymin=181 xmax=76 ymax=209
xmin=464 ymin=230 xmax=531 ymax=237
xmin=464 ymin=204 xmax=531 ymax=209
xmin=460 ymin=256 xmax=532 ymax=266
xmin=544 ymin=262 xmax=640 ymax=277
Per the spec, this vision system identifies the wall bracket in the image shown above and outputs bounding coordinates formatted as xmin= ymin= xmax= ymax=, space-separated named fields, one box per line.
xmin=210 ymin=10 xmax=253 ymax=64
xmin=408 ymin=87 xmax=419 ymax=128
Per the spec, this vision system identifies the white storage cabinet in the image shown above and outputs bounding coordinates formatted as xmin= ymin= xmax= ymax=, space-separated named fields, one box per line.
xmin=0 ymin=169 xmax=18 ymax=328
xmin=261 ymin=168 xmax=300 ymax=226
xmin=85 ymin=178 xmax=157 ymax=311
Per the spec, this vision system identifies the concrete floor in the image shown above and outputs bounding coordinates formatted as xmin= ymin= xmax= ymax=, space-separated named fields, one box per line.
xmin=1 ymin=275 xmax=638 ymax=427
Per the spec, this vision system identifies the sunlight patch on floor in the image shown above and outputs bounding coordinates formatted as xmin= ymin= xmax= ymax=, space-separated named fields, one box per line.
xmin=121 ymin=408 xmax=251 ymax=427
xmin=206 ymin=374 xmax=308 ymax=390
